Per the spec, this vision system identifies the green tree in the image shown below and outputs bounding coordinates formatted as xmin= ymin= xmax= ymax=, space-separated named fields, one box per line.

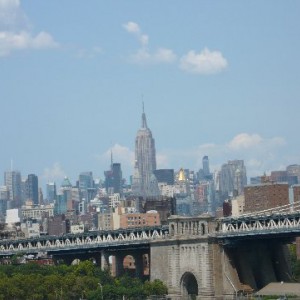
xmin=73 ymin=260 xmax=96 ymax=277
xmin=144 ymin=279 xmax=168 ymax=296
xmin=289 ymin=244 xmax=300 ymax=281
xmin=0 ymin=262 xmax=168 ymax=300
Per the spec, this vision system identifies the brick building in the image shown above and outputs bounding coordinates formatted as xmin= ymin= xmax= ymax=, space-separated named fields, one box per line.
xmin=47 ymin=215 xmax=69 ymax=236
xmin=120 ymin=211 xmax=160 ymax=228
xmin=244 ymin=183 xmax=289 ymax=213
xmin=143 ymin=197 xmax=176 ymax=224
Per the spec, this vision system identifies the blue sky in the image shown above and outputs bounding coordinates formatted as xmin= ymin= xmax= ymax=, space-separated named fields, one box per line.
xmin=1 ymin=0 xmax=300 ymax=188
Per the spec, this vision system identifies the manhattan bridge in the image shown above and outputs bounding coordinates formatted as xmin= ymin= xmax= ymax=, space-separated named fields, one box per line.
xmin=1 ymin=201 xmax=300 ymax=299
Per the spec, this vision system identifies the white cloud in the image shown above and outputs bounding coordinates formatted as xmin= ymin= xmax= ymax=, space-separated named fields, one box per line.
xmin=123 ymin=21 xmax=228 ymax=74
xmin=97 ymin=144 xmax=135 ymax=178
xmin=228 ymin=133 xmax=263 ymax=150
xmin=0 ymin=0 xmax=28 ymax=31
xmin=123 ymin=21 xmax=141 ymax=34
xmin=0 ymin=31 xmax=58 ymax=56
xmin=123 ymin=21 xmax=149 ymax=46
xmin=123 ymin=21 xmax=176 ymax=65
xmin=179 ymin=48 xmax=228 ymax=74
xmin=228 ymin=133 xmax=286 ymax=151
xmin=140 ymin=34 xmax=149 ymax=47
xmin=42 ymin=162 xmax=66 ymax=182
xmin=75 ymin=46 xmax=103 ymax=59
xmin=154 ymin=48 xmax=177 ymax=63
xmin=247 ymin=158 xmax=263 ymax=169
xmin=130 ymin=47 xmax=177 ymax=64
xmin=110 ymin=144 xmax=134 ymax=166
xmin=0 ymin=0 xmax=58 ymax=57
xmin=156 ymin=153 xmax=169 ymax=169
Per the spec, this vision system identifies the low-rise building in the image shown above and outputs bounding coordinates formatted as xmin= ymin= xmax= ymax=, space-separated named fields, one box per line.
xmin=98 ymin=212 xmax=113 ymax=231
xmin=70 ymin=224 xmax=85 ymax=234
xmin=120 ymin=210 xmax=160 ymax=228
xmin=6 ymin=208 xmax=21 ymax=226
xmin=21 ymin=204 xmax=54 ymax=220
xmin=97 ymin=206 xmax=161 ymax=230
xmin=231 ymin=195 xmax=245 ymax=216
xmin=21 ymin=220 xmax=40 ymax=238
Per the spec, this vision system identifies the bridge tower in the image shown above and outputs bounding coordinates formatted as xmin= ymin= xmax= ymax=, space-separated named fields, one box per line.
xmin=150 ymin=214 xmax=235 ymax=299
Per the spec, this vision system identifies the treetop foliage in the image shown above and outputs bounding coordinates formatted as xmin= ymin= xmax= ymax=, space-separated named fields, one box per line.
xmin=0 ymin=261 xmax=167 ymax=300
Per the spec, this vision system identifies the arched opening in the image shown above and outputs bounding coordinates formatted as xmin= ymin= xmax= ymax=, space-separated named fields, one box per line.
xmin=142 ymin=253 xmax=150 ymax=277
xmin=170 ymin=224 xmax=175 ymax=236
xmin=201 ymin=223 xmax=206 ymax=235
xmin=108 ymin=255 xmax=116 ymax=276
xmin=181 ymin=272 xmax=198 ymax=300
xmin=71 ymin=258 xmax=81 ymax=265
xmin=123 ymin=255 xmax=136 ymax=276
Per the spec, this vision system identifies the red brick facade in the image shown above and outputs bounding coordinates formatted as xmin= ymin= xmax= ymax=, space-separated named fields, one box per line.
xmin=244 ymin=183 xmax=289 ymax=213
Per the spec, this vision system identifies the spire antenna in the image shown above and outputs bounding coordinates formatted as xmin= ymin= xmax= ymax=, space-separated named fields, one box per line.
xmin=141 ymin=105 xmax=148 ymax=129
xmin=110 ymin=143 xmax=113 ymax=168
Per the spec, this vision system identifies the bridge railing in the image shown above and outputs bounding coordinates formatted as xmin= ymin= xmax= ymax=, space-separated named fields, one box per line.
xmin=225 ymin=200 xmax=300 ymax=220
xmin=218 ymin=209 xmax=300 ymax=238
xmin=0 ymin=226 xmax=170 ymax=255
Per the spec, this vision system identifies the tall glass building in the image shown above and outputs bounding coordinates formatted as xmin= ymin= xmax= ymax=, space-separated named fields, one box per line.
xmin=4 ymin=170 xmax=22 ymax=208
xmin=46 ymin=182 xmax=57 ymax=203
xmin=27 ymin=174 xmax=39 ymax=206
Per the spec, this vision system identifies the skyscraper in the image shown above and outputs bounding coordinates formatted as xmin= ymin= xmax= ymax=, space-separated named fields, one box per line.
xmin=132 ymin=106 xmax=157 ymax=198
xmin=79 ymin=172 xmax=94 ymax=191
xmin=197 ymin=156 xmax=212 ymax=181
xmin=4 ymin=170 xmax=22 ymax=208
xmin=153 ymin=169 xmax=175 ymax=185
xmin=202 ymin=156 xmax=210 ymax=177
xmin=46 ymin=182 xmax=57 ymax=203
xmin=219 ymin=160 xmax=247 ymax=200
xmin=78 ymin=171 xmax=95 ymax=201
xmin=104 ymin=152 xmax=123 ymax=195
xmin=111 ymin=163 xmax=123 ymax=194
xmin=27 ymin=174 xmax=39 ymax=206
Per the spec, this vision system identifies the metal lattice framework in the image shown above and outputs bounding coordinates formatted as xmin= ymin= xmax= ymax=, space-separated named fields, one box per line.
xmin=218 ymin=201 xmax=300 ymax=238
xmin=0 ymin=226 xmax=169 ymax=255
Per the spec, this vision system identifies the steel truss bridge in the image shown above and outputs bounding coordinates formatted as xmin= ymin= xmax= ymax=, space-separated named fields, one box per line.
xmin=2 ymin=201 xmax=300 ymax=255
xmin=217 ymin=200 xmax=300 ymax=240
xmin=0 ymin=226 xmax=169 ymax=256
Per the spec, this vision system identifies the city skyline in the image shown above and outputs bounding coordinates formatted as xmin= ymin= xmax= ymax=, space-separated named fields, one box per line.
xmin=1 ymin=1 xmax=300 ymax=187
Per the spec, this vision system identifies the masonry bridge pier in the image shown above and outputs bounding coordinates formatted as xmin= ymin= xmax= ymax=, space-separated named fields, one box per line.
xmin=1 ymin=211 xmax=300 ymax=299
xmin=151 ymin=213 xmax=297 ymax=299
xmin=50 ymin=244 xmax=150 ymax=279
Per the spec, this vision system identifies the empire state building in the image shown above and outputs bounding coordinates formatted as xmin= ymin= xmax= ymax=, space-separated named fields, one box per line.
xmin=132 ymin=107 xmax=157 ymax=198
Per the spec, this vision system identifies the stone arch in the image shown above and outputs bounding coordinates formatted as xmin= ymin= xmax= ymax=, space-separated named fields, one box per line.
xmin=201 ymin=223 xmax=206 ymax=235
xmin=123 ymin=254 xmax=136 ymax=276
xmin=107 ymin=254 xmax=115 ymax=276
xmin=71 ymin=258 xmax=81 ymax=265
xmin=170 ymin=223 xmax=175 ymax=236
xmin=180 ymin=271 xmax=199 ymax=299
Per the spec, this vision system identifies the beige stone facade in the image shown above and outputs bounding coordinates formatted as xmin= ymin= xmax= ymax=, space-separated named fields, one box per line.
xmin=231 ymin=195 xmax=245 ymax=216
